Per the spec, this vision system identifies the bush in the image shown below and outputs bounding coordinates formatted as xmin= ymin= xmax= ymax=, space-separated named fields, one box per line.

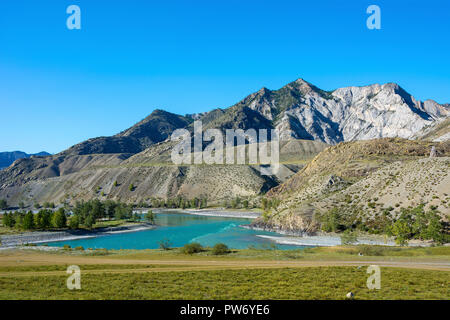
xmin=63 ymin=244 xmax=71 ymax=250
xmin=24 ymin=243 xmax=37 ymax=247
xmin=211 ymin=243 xmax=230 ymax=255
xmin=320 ymin=208 xmax=344 ymax=232
xmin=181 ymin=242 xmax=203 ymax=254
xmin=357 ymin=245 xmax=384 ymax=256
xmin=75 ymin=246 xmax=84 ymax=251
xmin=340 ymin=229 xmax=358 ymax=245
xmin=158 ymin=238 xmax=172 ymax=250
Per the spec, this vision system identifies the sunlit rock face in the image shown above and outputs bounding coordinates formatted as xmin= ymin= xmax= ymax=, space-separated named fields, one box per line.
xmin=240 ymin=79 xmax=449 ymax=144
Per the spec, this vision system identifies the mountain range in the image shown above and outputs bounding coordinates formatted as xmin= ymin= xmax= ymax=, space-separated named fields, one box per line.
xmin=0 ymin=78 xmax=448 ymax=216
xmin=0 ymin=151 xmax=50 ymax=170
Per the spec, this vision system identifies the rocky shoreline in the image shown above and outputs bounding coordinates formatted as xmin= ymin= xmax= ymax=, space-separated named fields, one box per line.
xmin=244 ymin=223 xmax=432 ymax=247
xmin=243 ymin=224 xmax=311 ymax=237
xmin=183 ymin=209 xmax=261 ymax=219
xmin=0 ymin=223 xmax=155 ymax=248
xmin=152 ymin=208 xmax=261 ymax=219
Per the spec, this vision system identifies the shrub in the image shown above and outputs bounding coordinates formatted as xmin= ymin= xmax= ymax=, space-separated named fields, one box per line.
xmin=320 ymin=208 xmax=344 ymax=232
xmin=211 ymin=243 xmax=230 ymax=255
xmin=181 ymin=242 xmax=203 ymax=254
xmin=75 ymin=246 xmax=84 ymax=251
xmin=340 ymin=229 xmax=358 ymax=245
xmin=63 ymin=244 xmax=71 ymax=250
xmin=24 ymin=243 xmax=37 ymax=247
xmin=357 ymin=245 xmax=384 ymax=256
xmin=158 ymin=238 xmax=172 ymax=250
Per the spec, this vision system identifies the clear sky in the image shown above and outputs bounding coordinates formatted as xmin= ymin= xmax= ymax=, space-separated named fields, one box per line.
xmin=0 ymin=0 xmax=449 ymax=154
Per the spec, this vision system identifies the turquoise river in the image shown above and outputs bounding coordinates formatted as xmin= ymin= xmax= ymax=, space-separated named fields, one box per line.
xmin=42 ymin=211 xmax=306 ymax=250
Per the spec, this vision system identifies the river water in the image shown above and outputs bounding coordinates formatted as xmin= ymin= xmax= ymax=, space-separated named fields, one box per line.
xmin=42 ymin=211 xmax=306 ymax=250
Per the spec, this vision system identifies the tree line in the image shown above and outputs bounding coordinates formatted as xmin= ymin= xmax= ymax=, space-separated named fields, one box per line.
xmin=1 ymin=200 xmax=156 ymax=231
xmin=2 ymin=209 xmax=67 ymax=230
xmin=320 ymin=204 xmax=448 ymax=245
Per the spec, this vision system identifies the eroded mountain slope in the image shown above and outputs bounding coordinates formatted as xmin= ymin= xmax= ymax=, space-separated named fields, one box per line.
xmin=259 ymin=139 xmax=450 ymax=233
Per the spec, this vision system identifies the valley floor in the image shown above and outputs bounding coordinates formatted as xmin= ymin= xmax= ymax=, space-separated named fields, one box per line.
xmin=0 ymin=246 xmax=448 ymax=300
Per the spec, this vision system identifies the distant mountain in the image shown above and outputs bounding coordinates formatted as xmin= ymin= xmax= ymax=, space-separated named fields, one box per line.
xmin=60 ymin=78 xmax=450 ymax=157
xmin=229 ymin=79 xmax=449 ymax=144
xmin=62 ymin=109 xmax=193 ymax=155
xmin=40 ymin=78 xmax=450 ymax=158
xmin=0 ymin=78 xmax=449 ymax=207
xmin=0 ymin=151 xmax=50 ymax=170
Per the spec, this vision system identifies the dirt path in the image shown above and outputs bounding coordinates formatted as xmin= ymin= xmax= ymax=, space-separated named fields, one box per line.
xmin=0 ymin=251 xmax=449 ymax=276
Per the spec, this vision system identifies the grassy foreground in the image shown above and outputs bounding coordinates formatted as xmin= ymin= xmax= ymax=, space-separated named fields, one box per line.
xmin=0 ymin=266 xmax=448 ymax=300
xmin=0 ymin=246 xmax=448 ymax=300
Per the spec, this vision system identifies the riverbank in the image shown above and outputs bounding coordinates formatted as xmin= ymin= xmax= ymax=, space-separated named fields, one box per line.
xmin=245 ymin=225 xmax=434 ymax=247
xmin=181 ymin=208 xmax=261 ymax=219
xmin=0 ymin=223 xmax=155 ymax=248
xmin=150 ymin=208 xmax=261 ymax=219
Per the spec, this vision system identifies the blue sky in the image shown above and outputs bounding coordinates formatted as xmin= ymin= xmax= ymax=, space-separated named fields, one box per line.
xmin=0 ymin=0 xmax=449 ymax=154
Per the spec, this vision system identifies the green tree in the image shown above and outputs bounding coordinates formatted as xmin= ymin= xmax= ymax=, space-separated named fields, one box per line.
xmin=261 ymin=198 xmax=268 ymax=210
xmin=13 ymin=211 xmax=24 ymax=230
xmin=321 ymin=208 xmax=342 ymax=233
xmin=340 ymin=229 xmax=358 ymax=245
xmin=2 ymin=212 xmax=15 ymax=228
xmin=392 ymin=219 xmax=412 ymax=246
xmin=425 ymin=212 xmax=444 ymax=244
xmin=231 ymin=197 xmax=241 ymax=209
xmin=0 ymin=199 xmax=7 ymax=210
xmin=84 ymin=214 xmax=95 ymax=228
xmin=52 ymin=209 xmax=67 ymax=229
xmin=129 ymin=184 xmax=135 ymax=192
xmin=262 ymin=210 xmax=271 ymax=223
xmin=68 ymin=215 xmax=80 ymax=229
xmin=22 ymin=211 xmax=35 ymax=230
xmin=34 ymin=210 xmax=52 ymax=229
xmin=145 ymin=210 xmax=155 ymax=223
xmin=211 ymin=243 xmax=230 ymax=255
xmin=181 ymin=242 xmax=203 ymax=254
xmin=104 ymin=200 xmax=117 ymax=219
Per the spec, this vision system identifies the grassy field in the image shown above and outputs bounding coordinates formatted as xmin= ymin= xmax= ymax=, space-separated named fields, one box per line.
xmin=0 ymin=265 xmax=448 ymax=300
xmin=0 ymin=246 xmax=448 ymax=300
